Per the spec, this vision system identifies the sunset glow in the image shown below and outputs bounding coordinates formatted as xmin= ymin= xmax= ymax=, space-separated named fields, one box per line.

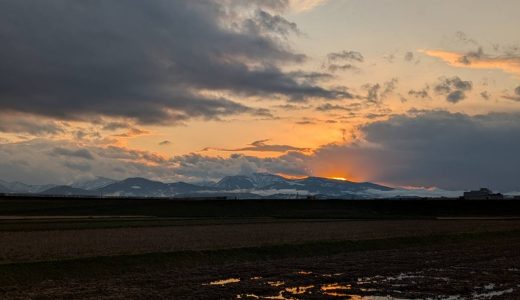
xmin=1 ymin=0 xmax=520 ymax=192
xmin=331 ymin=177 xmax=348 ymax=181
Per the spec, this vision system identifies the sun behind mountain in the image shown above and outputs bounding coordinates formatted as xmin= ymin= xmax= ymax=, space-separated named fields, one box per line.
xmin=331 ymin=177 xmax=347 ymax=181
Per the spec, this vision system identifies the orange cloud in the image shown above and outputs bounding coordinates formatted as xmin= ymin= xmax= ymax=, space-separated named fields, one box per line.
xmin=422 ymin=49 xmax=520 ymax=76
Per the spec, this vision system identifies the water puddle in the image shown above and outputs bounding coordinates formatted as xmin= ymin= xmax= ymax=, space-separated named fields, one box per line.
xmin=267 ymin=281 xmax=285 ymax=287
xmin=215 ymin=271 xmax=516 ymax=300
xmin=284 ymin=285 xmax=314 ymax=295
xmin=296 ymin=271 xmax=312 ymax=275
xmin=205 ymin=278 xmax=241 ymax=286
xmin=237 ymin=291 xmax=296 ymax=300
xmin=321 ymin=283 xmax=352 ymax=297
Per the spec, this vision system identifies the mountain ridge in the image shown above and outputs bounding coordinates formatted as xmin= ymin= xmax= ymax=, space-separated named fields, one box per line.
xmin=0 ymin=173 xmax=397 ymax=199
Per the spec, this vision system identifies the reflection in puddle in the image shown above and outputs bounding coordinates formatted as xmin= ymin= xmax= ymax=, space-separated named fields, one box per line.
xmin=206 ymin=278 xmax=240 ymax=285
xmin=237 ymin=291 xmax=296 ymax=300
xmin=285 ymin=285 xmax=314 ymax=295
xmin=229 ymin=271 xmax=516 ymax=300
xmin=321 ymin=283 xmax=352 ymax=297
xmin=296 ymin=271 xmax=312 ymax=275
xmin=267 ymin=281 xmax=285 ymax=287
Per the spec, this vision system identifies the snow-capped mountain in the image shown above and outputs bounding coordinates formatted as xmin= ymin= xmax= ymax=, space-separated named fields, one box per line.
xmin=216 ymin=175 xmax=256 ymax=190
xmin=88 ymin=173 xmax=392 ymax=198
xmin=0 ymin=173 xmax=412 ymax=199
xmin=71 ymin=177 xmax=117 ymax=190
xmin=97 ymin=177 xmax=169 ymax=197
xmin=0 ymin=180 xmax=56 ymax=194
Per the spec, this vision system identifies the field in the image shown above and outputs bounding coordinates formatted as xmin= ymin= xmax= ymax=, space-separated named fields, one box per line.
xmin=1 ymin=196 xmax=520 ymax=299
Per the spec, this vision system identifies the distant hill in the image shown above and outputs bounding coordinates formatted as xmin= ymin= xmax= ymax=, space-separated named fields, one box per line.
xmin=71 ymin=177 xmax=116 ymax=190
xmin=97 ymin=178 xmax=168 ymax=197
xmin=0 ymin=183 xmax=10 ymax=193
xmin=40 ymin=186 xmax=99 ymax=196
xmin=1 ymin=173 xmax=404 ymax=199
xmin=0 ymin=180 xmax=56 ymax=194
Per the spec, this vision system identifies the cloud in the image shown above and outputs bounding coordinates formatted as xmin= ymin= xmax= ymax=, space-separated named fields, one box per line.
xmin=113 ymin=128 xmax=150 ymax=138
xmin=315 ymin=103 xmax=354 ymax=112
xmin=0 ymin=115 xmax=65 ymax=136
xmin=0 ymin=0 xmax=347 ymax=125
xmin=0 ymin=139 xmax=310 ymax=184
xmin=360 ymin=78 xmax=397 ymax=105
xmin=454 ymin=31 xmax=479 ymax=46
xmin=323 ymin=50 xmax=364 ymax=73
xmin=480 ymin=91 xmax=491 ymax=100
xmin=327 ymin=51 xmax=364 ymax=63
xmin=404 ymin=52 xmax=414 ymax=62
xmin=289 ymin=0 xmax=329 ymax=12
xmin=4 ymin=110 xmax=520 ymax=192
xmin=433 ymin=76 xmax=473 ymax=103
xmin=50 ymin=147 xmax=95 ymax=160
xmin=408 ymin=87 xmax=430 ymax=99
xmin=202 ymin=139 xmax=310 ymax=153
xmin=308 ymin=111 xmax=520 ymax=191
xmin=158 ymin=140 xmax=171 ymax=146
xmin=502 ymin=85 xmax=520 ymax=101
xmin=423 ymin=49 xmax=520 ymax=76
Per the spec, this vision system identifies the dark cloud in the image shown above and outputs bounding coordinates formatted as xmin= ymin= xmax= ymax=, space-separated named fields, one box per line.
xmin=274 ymin=104 xmax=311 ymax=110
xmin=408 ymin=87 xmax=430 ymax=99
xmin=158 ymin=140 xmax=171 ymax=146
xmin=51 ymin=147 xmax=94 ymax=160
xmin=168 ymin=152 xmax=309 ymax=182
xmin=326 ymin=64 xmax=360 ymax=73
xmin=433 ymin=77 xmax=473 ymax=103
xmin=63 ymin=161 xmax=92 ymax=172
xmin=446 ymin=90 xmax=466 ymax=103
xmin=480 ymin=91 xmax=491 ymax=100
xmin=327 ymin=51 xmax=364 ymax=63
xmin=310 ymin=111 xmax=520 ymax=191
xmin=457 ymin=47 xmax=484 ymax=65
xmin=363 ymin=84 xmax=381 ymax=104
xmin=324 ymin=50 xmax=364 ymax=73
xmin=315 ymin=103 xmax=352 ymax=112
xmin=381 ymin=78 xmax=399 ymax=98
xmin=0 ymin=116 xmax=64 ymax=136
xmin=102 ymin=122 xmax=131 ymax=131
xmin=0 ymin=0 xmax=347 ymax=125
xmin=359 ymin=78 xmax=398 ymax=105
xmin=404 ymin=52 xmax=414 ymax=62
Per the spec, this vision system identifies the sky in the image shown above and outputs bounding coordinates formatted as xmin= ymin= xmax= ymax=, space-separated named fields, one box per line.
xmin=1 ymin=0 xmax=520 ymax=191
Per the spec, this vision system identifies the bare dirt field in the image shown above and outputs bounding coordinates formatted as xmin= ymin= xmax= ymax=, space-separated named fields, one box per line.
xmin=2 ymin=219 xmax=520 ymax=263
xmin=1 ymin=231 xmax=519 ymax=299
xmin=2 ymin=199 xmax=520 ymax=299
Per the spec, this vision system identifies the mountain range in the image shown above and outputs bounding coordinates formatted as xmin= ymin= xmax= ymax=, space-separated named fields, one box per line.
xmin=0 ymin=173 xmax=403 ymax=199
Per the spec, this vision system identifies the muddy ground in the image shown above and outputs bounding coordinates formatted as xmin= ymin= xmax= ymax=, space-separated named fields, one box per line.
xmin=0 ymin=221 xmax=519 ymax=299
xmin=1 ymin=233 xmax=520 ymax=299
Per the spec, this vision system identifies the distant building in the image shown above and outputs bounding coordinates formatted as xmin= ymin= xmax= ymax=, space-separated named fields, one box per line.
xmin=463 ymin=188 xmax=503 ymax=200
